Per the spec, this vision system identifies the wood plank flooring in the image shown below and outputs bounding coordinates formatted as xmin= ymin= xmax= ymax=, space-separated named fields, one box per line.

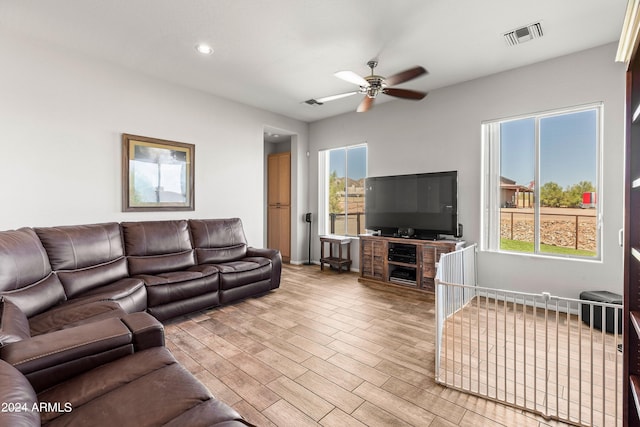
xmin=164 ymin=264 xmax=572 ymax=427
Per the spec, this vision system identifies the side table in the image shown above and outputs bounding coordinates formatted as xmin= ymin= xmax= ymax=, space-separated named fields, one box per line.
xmin=319 ymin=235 xmax=352 ymax=273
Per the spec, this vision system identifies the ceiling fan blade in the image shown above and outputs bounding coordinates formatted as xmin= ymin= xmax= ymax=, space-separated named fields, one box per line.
xmin=383 ymin=88 xmax=427 ymax=100
xmin=335 ymin=70 xmax=369 ymax=87
xmin=357 ymin=96 xmax=375 ymax=112
xmin=315 ymin=91 xmax=359 ymax=103
xmin=384 ymin=66 xmax=428 ymax=86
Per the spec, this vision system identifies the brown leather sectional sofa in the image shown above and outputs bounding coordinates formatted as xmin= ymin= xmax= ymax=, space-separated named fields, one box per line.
xmin=0 ymin=308 xmax=252 ymax=426
xmin=0 ymin=217 xmax=279 ymax=426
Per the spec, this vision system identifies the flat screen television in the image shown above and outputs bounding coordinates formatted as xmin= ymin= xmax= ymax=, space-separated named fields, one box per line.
xmin=364 ymin=171 xmax=458 ymax=239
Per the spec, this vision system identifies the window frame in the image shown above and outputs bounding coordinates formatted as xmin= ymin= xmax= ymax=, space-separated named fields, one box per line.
xmin=318 ymin=143 xmax=367 ymax=237
xmin=480 ymin=103 xmax=603 ymax=260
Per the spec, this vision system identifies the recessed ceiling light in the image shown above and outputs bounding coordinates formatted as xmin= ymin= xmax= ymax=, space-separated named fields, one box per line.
xmin=195 ymin=44 xmax=214 ymax=55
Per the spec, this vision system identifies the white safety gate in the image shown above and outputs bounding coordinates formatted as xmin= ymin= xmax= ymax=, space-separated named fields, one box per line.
xmin=435 ymin=245 xmax=622 ymax=427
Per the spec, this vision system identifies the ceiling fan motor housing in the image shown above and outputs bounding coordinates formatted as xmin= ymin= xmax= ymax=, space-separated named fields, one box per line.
xmin=364 ymin=75 xmax=384 ymax=98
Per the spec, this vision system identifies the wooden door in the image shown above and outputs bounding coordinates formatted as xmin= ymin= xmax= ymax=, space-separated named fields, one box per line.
xmin=267 ymin=152 xmax=291 ymax=262
xmin=268 ymin=152 xmax=290 ymax=205
xmin=268 ymin=205 xmax=290 ymax=261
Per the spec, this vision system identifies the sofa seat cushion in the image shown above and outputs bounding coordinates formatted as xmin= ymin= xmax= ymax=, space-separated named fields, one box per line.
xmin=28 ymin=300 xmax=126 ymax=336
xmin=137 ymin=265 xmax=219 ymax=307
xmin=69 ymin=277 xmax=147 ymax=314
xmin=215 ymin=258 xmax=271 ymax=290
xmin=38 ymin=347 xmax=248 ymax=426
xmin=136 ymin=264 xmax=218 ymax=286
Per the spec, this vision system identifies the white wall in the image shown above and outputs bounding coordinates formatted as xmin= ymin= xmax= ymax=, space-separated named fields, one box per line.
xmin=0 ymin=29 xmax=309 ymax=255
xmin=0 ymin=29 xmax=625 ymax=295
xmin=308 ymin=43 xmax=625 ymax=298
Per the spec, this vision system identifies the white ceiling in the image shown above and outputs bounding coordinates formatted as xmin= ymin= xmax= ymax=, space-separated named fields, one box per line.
xmin=0 ymin=0 xmax=628 ymax=123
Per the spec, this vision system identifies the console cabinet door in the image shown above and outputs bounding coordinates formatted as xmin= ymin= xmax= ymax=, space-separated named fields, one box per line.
xmin=360 ymin=238 xmax=385 ymax=280
xmin=422 ymin=243 xmax=456 ymax=292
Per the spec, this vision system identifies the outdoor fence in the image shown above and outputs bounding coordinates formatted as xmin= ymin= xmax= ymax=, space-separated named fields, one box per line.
xmin=329 ymin=212 xmax=365 ymax=235
xmin=500 ymin=209 xmax=597 ymax=252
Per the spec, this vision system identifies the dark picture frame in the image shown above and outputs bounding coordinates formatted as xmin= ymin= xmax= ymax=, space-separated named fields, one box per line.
xmin=122 ymin=134 xmax=194 ymax=212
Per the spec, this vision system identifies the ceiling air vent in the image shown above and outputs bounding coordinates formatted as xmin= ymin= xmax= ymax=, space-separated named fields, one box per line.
xmin=503 ymin=22 xmax=543 ymax=46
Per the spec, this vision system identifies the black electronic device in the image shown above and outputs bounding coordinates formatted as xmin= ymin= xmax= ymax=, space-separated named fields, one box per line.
xmin=388 ymin=243 xmax=417 ymax=264
xmin=389 ymin=267 xmax=417 ymax=286
xmin=396 ymin=227 xmax=415 ymax=238
xmin=388 ymin=254 xmax=416 ymax=263
xmin=304 ymin=213 xmax=312 ymax=265
xmin=390 ymin=268 xmax=416 ymax=280
xmin=365 ymin=171 xmax=458 ymax=239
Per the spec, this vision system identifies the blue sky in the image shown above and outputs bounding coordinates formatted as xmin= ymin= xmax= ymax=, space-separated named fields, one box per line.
xmin=329 ymin=145 xmax=367 ymax=179
xmin=500 ymin=109 xmax=597 ymax=188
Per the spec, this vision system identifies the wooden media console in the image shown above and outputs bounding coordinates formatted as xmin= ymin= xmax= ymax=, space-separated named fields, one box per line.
xmin=358 ymin=234 xmax=464 ymax=292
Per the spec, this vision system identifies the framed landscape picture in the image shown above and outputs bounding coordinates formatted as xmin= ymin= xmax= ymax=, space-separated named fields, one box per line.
xmin=122 ymin=134 xmax=194 ymax=211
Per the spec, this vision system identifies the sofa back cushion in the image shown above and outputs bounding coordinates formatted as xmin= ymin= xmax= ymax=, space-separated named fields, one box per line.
xmin=55 ymin=258 xmax=130 ymax=299
xmin=35 ymin=223 xmax=129 ymax=298
xmin=122 ymin=220 xmax=195 ymax=275
xmin=189 ymin=218 xmax=248 ymax=264
xmin=35 ymin=223 xmax=125 ymax=270
xmin=0 ymin=228 xmax=52 ymax=292
xmin=2 ymin=274 xmax=67 ymax=318
xmin=0 ymin=297 xmax=30 ymax=346
xmin=0 ymin=228 xmax=66 ymax=317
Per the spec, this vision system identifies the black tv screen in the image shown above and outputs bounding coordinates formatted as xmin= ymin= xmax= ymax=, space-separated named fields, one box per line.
xmin=365 ymin=171 xmax=458 ymax=238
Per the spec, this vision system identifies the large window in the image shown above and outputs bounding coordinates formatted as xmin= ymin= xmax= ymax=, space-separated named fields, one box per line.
xmin=481 ymin=104 xmax=601 ymax=259
xmin=319 ymin=144 xmax=367 ymax=236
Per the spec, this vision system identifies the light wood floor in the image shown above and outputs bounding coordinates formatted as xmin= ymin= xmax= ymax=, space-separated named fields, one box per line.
xmin=164 ymin=264 xmax=572 ymax=427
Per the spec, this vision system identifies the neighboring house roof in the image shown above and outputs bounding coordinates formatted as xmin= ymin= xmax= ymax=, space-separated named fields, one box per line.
xmin=500 ymin=176 xmax=533 ymax=192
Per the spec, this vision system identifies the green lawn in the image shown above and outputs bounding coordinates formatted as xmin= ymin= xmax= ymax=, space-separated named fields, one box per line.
xmin=500 ymin=238 xmax=597 ymax=257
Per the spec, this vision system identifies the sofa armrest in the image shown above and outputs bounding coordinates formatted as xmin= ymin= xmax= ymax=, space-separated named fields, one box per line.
xmin=0 ymin=315 xmax=162 ymax=393
xmin=120 ymin=312 xmax=165 ymax=350
xmin=0 ymin=296 xmax=31 ymax=346
xmin=247 ymin=247 xmax=282 ymax=289
xmin=0 ymin=317 xmax=131 ymax=373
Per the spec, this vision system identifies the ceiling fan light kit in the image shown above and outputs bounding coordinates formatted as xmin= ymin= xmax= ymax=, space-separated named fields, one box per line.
xmin=306 ymin=60 xmax=428 ymax=112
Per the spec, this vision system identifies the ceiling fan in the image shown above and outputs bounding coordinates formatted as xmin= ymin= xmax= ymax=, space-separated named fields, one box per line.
xmin=305 ymin=60 xmax=428 ymax=112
